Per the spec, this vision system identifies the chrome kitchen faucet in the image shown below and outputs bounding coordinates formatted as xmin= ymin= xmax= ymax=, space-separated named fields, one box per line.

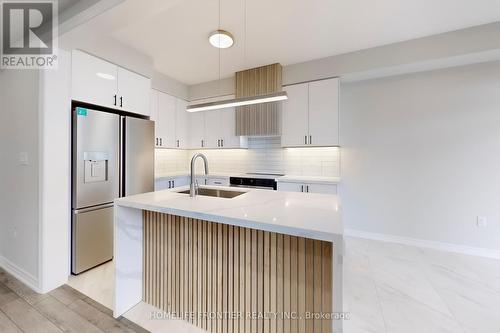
xmin=190 ymin=153 xmax=209 ymax=197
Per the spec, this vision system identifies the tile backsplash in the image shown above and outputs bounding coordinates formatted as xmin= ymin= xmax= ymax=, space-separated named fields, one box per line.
xmin=155 ymin=137 xmax=340 ymax=177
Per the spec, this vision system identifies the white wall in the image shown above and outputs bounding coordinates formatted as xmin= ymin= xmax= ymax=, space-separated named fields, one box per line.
xmin=0 ymin=69 xmax=40 ymax=288
xmin=152 ymin=71 xmax=189 ymax=101
xmin=340 ymin=61 xmax=500 ymax=251
xmin=39 ymin=49 xmax=72 ymax=292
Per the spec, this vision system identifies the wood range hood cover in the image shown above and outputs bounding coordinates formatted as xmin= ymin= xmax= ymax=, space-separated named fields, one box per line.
xmin=235 ymin=63 xmax=283 ymax=136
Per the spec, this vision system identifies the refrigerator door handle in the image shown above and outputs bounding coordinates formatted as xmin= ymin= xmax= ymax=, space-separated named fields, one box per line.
xmin=119 ymin=116 xmax=125 ymax=197
xmin=74 ymin=203 xmax=114 ymax=214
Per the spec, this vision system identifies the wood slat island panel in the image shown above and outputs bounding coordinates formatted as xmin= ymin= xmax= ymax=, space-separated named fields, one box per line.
xmin=143 ymin=211 xmax=333 ymax=333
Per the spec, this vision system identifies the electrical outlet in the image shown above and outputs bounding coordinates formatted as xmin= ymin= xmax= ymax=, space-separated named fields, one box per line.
xmin=477 ymin=216 xmax=488 ymax=228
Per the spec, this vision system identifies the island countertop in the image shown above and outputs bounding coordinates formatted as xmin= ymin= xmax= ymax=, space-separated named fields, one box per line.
xmin=115 ymin=185 xmax=343 ymax=243
xmin=114 ymin=185 xmax=344 ymax=333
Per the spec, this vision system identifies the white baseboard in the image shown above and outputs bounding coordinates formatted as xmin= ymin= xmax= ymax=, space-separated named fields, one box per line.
xmin=345 ymin=229 xmax=500 ymax=260
xmin=0 ymin=254 xmax=40 ymax=292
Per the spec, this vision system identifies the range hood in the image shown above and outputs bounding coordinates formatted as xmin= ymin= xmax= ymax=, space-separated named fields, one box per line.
xmin=235 ymin=63 xmax=284 ymax=136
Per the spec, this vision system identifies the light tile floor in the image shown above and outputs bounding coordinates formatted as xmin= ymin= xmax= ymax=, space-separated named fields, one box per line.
xmin=66 ymin=237 xmax=500 ymax=333
xmin=344 ymin=237 xmax=500 ymax=333
xmin=67 ymin=260 xmax=114 ymax=310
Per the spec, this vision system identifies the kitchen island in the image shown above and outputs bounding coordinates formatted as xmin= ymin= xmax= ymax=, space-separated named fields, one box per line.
xmin=113 ymin=185 xmax=343 ymax=333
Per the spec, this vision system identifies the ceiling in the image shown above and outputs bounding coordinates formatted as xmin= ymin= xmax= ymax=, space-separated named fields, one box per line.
xmin=68 ymin=0 xmax=500 ymax=85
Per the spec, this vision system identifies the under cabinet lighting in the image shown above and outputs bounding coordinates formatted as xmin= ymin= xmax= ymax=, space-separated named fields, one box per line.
xmin=187 ymin=91 xmax=288 ymax=112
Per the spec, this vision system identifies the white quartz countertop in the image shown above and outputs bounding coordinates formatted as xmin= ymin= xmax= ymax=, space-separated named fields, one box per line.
xmin=115 ymin=185 xmax=343 ymax=243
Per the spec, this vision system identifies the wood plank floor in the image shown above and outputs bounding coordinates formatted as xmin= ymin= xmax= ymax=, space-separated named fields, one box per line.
xmin=0 ymin=267 xmax=149 ymax=333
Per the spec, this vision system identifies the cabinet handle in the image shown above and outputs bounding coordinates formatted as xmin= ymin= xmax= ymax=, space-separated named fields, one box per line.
xmin=221 ymin=139 xmax=224 ymax=147
xmin=155 ymin=138 xmax=158 ymax=146
xmin=160 ymin=138 xmax=162 ymax=146
xmin=119 ymin=96 xmax=123 ymax=107
xmin=305 ymin=135 xmax=307 ymax=144
xmin=201 ymin=140 xmax=204 ymax=148
xmin=172 ymin=180 xmax=175 ymax=187
xmin=217 ymin=139 xmax=220 ymax=147
xmin=306 ymin=185 xmax=309 ymax=192
xmin=309 ymin=135 xmax=312 ymax=145
xmin=301 ymin=185 xmax=304 ymax=192
xmin=177 ymin=139 xmax=180 ymax=147
xmin=113 ymin=95 xmax=117 ymax=106
xmin=168 ymin=181 xmax=171 ymax=188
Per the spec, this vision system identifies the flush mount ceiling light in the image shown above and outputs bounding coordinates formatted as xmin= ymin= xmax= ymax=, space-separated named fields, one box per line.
xmin=209 ymin=30 xmax=234 ymax=49
xmin=187 ymin=0 xmax=287 ymax=113
xmin=187 ymin=91 xmax=288 ymax=112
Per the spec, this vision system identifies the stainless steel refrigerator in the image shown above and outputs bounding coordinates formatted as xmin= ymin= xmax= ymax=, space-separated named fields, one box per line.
xmin=71 ymin=107 xmax=154 ymax=274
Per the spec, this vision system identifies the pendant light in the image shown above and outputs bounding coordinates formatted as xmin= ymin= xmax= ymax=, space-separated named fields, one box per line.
xmin=187 ymin=0 xmax=287 ymax=112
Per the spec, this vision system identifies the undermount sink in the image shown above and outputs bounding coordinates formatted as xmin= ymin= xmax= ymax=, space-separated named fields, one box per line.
xmin=177 ymin=188 xmax=246 ymax=199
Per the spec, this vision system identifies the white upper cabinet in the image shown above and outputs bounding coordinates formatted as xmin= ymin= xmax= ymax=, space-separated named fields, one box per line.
xmin=188 ymin=112 xmax=206 ymax=149
xmin=175 ymin=99 xmax=189 ymax=149
xmin=308 ymin=78 xmax=339 ymax=146
xmin=117 ymin=67 xmax=150 ymax=116
xmin=281 ymin=77 xmax=339 ymax=147
xmin=71 ymin=50 xmax=151 ymax=116
xmin=151 ymin=92 xmax=248 ymax=150
xmin=204 ymin=110 xmax=221 ymax=149
xmin=150 ymin=90 xmax=159 ymax=122
xmin=191 ymin=107 xmax=248 ymax=149
xmin=151 ymin=89 xmax=190 ymax=149
xmin=186 ymin=96 xmax=247 ymax=149
xmin=281 ymin=83 xmax=309 ymax=147
xmin=150 ymin=90 xmax=161 ymax=147
xmin=157 ymin=92 xmax=177 ymax=148
xmin=220 ymin=107 xmax=248 ymax=148
xmin=72 ymin=50 xmax=117 ymax=109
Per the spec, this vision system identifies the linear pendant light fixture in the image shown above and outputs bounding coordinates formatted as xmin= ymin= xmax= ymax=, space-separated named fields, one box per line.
xmin=187 ymin=0 xmax=287 ymax=113
xmin=187 ymin=91 xmax=288 ymax=112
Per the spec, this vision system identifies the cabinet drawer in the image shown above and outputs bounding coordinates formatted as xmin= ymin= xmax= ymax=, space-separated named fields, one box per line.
xmin=277 ymin=181 xmax=337 ymax=194
xmin=277 ymin=182 xmax=303 ymax=192
xmin=306 ymin=183 xmax=337 ymax=194
xmin=206 ymin=178 xmax=229 ymax=186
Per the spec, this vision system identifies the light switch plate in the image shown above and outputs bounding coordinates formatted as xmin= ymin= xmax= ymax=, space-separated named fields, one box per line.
xmin=477 ymin=216 xmax=488 ymax=228
xmin=19 ymin=152 xmax=29 ymax=165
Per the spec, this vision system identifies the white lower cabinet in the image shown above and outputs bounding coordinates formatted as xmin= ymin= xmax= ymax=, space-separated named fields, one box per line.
xmin=155 ymin=176 xmax=189 ymax=190
xmin=277 ymin=181 xmax=337 ymax=194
